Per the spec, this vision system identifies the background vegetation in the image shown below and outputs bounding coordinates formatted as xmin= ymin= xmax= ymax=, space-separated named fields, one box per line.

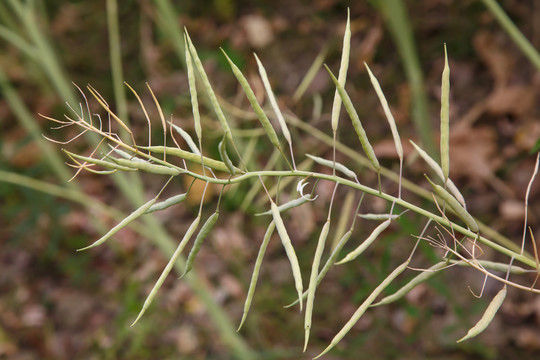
xmin=1 ymin=0 xmax=540 ymax=359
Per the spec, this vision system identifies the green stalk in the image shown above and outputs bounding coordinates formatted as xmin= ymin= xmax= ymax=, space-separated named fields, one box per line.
xmin=481 ymin=0 xmax=540 ymax=72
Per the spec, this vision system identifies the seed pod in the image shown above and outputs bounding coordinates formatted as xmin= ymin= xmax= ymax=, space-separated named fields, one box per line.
xmin=77 ymin=197 xmax=157 ymax=251
xmin=410 ymin=140 xmax=466 ymax=207
xmin=109 ymin=157 xmax=182 ymax=176
xmin=457 ymin=285 xmax=507 ymax=343
xmin=440 ymin=44 xmax=450 ymax=181
xmin=141 ymin=145 xmax=243 ymax=174
xmin=426 ymin=176 xmax=479 ymax=232
xmin=337 ymin=219 xmax=392 ymax=265
xmin=218 ymin=136 xmax=236 ymax=175
xmin=305 ymin=220 xmax=331 ymax=351
xmin=315 ymin=261 xmax=409 ymax=359
xmin=64 ymin=150 xmax=138 ymax=172
xmin=331 ymin=9 xmax=351 ymax=134
xmin=306 ymin=154 xmax=357 ymax=180
xmin=365 ymin=63 xmax=403 ymax=160
xmin=180 ymin=211 xmax=219 ymax=278
xmin=238 ymin=221 xmax=275 ymax=331
xmin=325 ymin=65 xmax=380 ymax=173
xmin=170 ymin=122 xmax=200 ymax=155
xmin=270 ymin=201 xmax=304 ymax=311
xmin=255 ymin=196 xmax=311 ymax=216
xmin=131 ymin=215 xmax=201 ymax=326
xmin=185 ymin=34 xmax=202 ymax=141
xmin=372 ymin=261 xmax=447 ymax=307
xmin=145 ymin=193 xmax=187 ymax=214
xmin=185 ymin=30 xmax=232 ymax=141
xmin=221 ymin=49 xmax=287 ymax=161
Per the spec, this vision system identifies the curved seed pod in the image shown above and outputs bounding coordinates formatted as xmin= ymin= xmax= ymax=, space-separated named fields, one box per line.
xmin=305 ymin=220 xmax=331 ymax=351
xmin=221 ymin=49 xmax=285 ymax=158
xmin=306 ymin=154 xmax=357 ymax=179
xmin=109 ymin=157 xmax=182 ymax=176
xmin=238 ymin=221 xmax=275 ymax=331
xmin=131 ymin=215 xmax=201 ymax=326
xmin=336 ymin=219 xmax=392 ymax=265
xmin=285 ymin=229 xmax=353 ymax=309
xmin=184 ymin=30 xmax=232 ymax=140
xmin=180 ymin=211 xmax=219 ymax=278
xmin=325 ymin=65 xmax=380 ymax=172
xmin=371 ymin=261 xmax=447 ymax=307
xmin=440 ymin=44 xmax=450 ymax=181
xmin=410 ymin=140 xmax=466 ymax=207
xmin=270 ymin=201 xmax=304 ymax=311
xmin=64 ymin=150 xmax=137 ymax=172
xmin=315 ymin=261 xmax=409 ymax=359
xmin=184 ymin=34 xmax=202 ymax=141
xmin=77 ymin=198 xmax=157 ymax=251
xmin=254 ymin=53 xmax=291 ymax=145
xmin=426 ymin=176 xmax=479 ymax=232
xmin=140 ymin=146 xmax=243 ymax=174
xmin=255 ymin=196 xmax=311 ymax=216
xmin=365 ymin=63 xmax=403 ymax=160
xmin=145 ymin=193 xmax=187 ymax=214
xmin=457 ymin=285 xmax=507 ymax=343
xmin=218 ymin=136 xmax=236 ymax=175
xmin=170 ymin=123 xmax=200 ymax=155
xmin=331 ymin=9 xmax=351 ymax=133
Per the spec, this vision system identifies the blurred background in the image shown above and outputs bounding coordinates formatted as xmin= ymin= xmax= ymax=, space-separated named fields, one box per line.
xmin=1 ymin=0 xmax=540 ymax=359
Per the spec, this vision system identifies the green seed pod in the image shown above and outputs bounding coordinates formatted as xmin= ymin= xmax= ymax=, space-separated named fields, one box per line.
xmin=305 ymin=220 xmax=331 ymax=351
xmin=109 ymin=157 xmax=182 ymax=176
xmin=238 ymin=221 xmax=275 ymax=331
xmin=255 ymin=196 xmax=311 ymax=216
xmin=180 ymin=211 xmax=219 ymax=278
xmin=457 ymin=285 xmax=507 ymax=343
xmin=314 ymin=261 xmax=409 ymax=359
xmin=77 ymin=197 xmax=157 ymax=251
xmin=337 ymin=219 xmax=392 ymax=265
xmin=426 ymin=176 xmax=479 ymax=232
xmin=306 ymin=154 xmax=357 ymax=180
xmin=218 ymin=137 xmax=236 ymax=175
xmin=145 ymin=193 xmax=187 ymax=214
xmin=131 ymin=215 xmax=201 ymax=326
xmin=271 ymin=201 xmax=304 ymax=311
